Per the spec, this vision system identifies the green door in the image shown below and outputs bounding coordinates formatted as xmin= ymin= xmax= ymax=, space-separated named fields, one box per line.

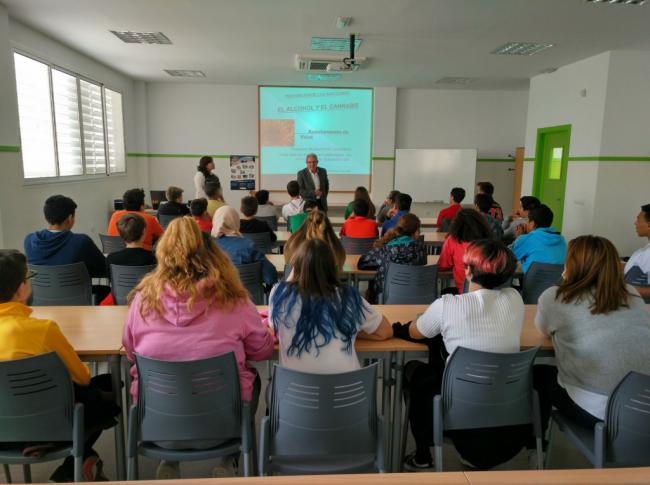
xmin=533 ymin=125 xmax=571 ymax=232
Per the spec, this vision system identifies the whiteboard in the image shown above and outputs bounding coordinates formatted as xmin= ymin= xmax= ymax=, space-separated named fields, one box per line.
xmin=394 ymin=149 xmax=477 ymax=203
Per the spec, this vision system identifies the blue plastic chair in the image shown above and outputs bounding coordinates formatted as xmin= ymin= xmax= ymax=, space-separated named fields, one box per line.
xmin=241 ymin=232 xmax=275 ymax=254
xmin=99 ymin=234 xmax=126 ymax=254
xmin=341 ymin=236 xmax=377 ymax=255
xmin=0 ymin=353 xmax=84 ymax=482
xmin=158 ymin=213 xmax=182 ymax=229
xmin=109 ymin=264 xmax=156 ymax=305
xmin=235 ymin=261 xmax=265 ymax=305
xmin=433 ymin=346 xmax=543 ymax=471
xmin=381 ymin=263 xmax=438 ymax=304
xmin=522 ymin=262 xmax=564 ymax=304
xmin=547 ymin=371 xmax=650 ymax=468
xmin=127 ymin=352 xmax=254 ymax=479
xmin=28 ymin=263 xmax=93 ymax=306
xmin=256 ymin=216 xmax=278 ymax=232
xmin=624 ymin=266 xmax=650 ymax=303
xmin=259 ymin=364 xmax=384 ymax=475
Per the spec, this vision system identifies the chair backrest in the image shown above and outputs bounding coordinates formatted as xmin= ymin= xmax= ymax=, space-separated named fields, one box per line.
xmin=340 ymin=236 xmax=377 ymax=255
xmin=256 ymin=216 xmax=278 ymax=232
xmin=236 ymin=261 xmax=265 ymax=305
xmin=158 ymin=213 xmax=182 ymax=229
xmin=134 ymin=352 xmax=242 ymax=443
xmin=605 ymin=371 xmax=650 ymax=466
xmin=268 ymin=364 xmax=379 ymax=457
xmin=150 ymin=190 xmax=167 ymax=204
xmin=440 ymin=346 xmax=540 ymax=431
xmin=522 ymin=262 xmax=564 ymax=304
xmin=383 ymin=263 xmax=438 ymax=304
xmin=241 ymin=232 xmax=274 ymax=254
xmin=624 ymin=266 xmax=650 ymax=303
xmin=0 ymin=352 xmax=75 ymax=442
xmin=110 ymin=264 xmax=156 ymax=305
xmin=29 ymin=263 xmax=93 ymax=306
xmin=100 ymin=233 xmax=126 ymax=254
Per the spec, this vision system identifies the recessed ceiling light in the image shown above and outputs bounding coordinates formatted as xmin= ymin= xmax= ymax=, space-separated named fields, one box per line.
xmin=311 ymin=37 xmax=362 ymax=52
xmin=305 ymin=73 xmax=342 ymax=81
xmin=585 ymin=0 xmax=645 ymax=5
xmin=164 ymin=70 xmax=206 ymax=78
xmin=491 ymin=42 xmax=554 ymax=56
xmin=435 ymin=77 xmax=478 ymax=85
xmin=110 ymin=31 xmax=172 ymax=44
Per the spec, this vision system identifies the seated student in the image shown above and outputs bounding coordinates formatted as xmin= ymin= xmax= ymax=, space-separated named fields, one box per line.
xmin=502 ymin=196 xmax=541 ymax=243
xmin=436 ymin=187 xmax=465 ymax=230
xmin=358 ymin=214 xmax=427 ymax=303
xmin=288 ymin=199 xmax=318 ymax=233
xmin=340 ymin=199 xmax=379 ymax=239
xmin=254 ymin=189 xmax=279 ymax=219
xmin=157 ymin=186 xmax=190 ymax=216
xmin=344 ymin=186 xmax=376 ymax=220
xmin=534 ymin=235 xmax=650 ymax=437
xmin=107 ymin=188 xmax=164 ymax=251
xmin=270 ymin=239 xmax=392 ymax=374
xmin=381 ymin=192 xmax=412 ymax=235
xmin=239 ymin=196 xmax=277 ymax=242
xmin=475 ymin=193 xmax=504 ymax=240
xmin=211 ymin=206 xmax=278 ymax=286
xmin=396 ymin=240 xmax=525 ymax=471
xmin=377 ymin=190 xmax=400 ymax=224
xmin=476 ymin=181 xmax=504 ymax=221
xmin=439 ymin=208 xmax=492 ymax=294
xmin=281 ymin=180 xmax=304 ymax=220
xmin=624 ymin=203 xmax=650 ymax=299
xmin=284 ymin=210 xmax=346 ymax=270
xmin=25 ymin=195 xmax=106 ymax=278
xmin=0 ymin=250 xmax=119 ymax=482
xmin=205 ymin=182 xmax=226 ymax=218
xmin=123 ymin=218 xmax=274 ymax=479
xmin=511 ymin=204 xmax=567 ymax=273
xmin=190 ymin=198 xmax=213 ymax=233
xmin=106 ymin=214 xmax=156 ymax=271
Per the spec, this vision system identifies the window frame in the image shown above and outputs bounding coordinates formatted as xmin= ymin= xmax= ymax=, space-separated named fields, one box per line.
xmin=13 ymin=49 xmax=127 ymax=184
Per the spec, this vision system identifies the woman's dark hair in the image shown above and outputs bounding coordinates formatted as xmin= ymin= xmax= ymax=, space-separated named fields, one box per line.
xmin=449 ymin=208 xmax=492 ymax=243
xmin=123 ymin=188 xmax=145 ymax=211
xmin=197 ymin=156 xmax=214 ymax=176
xmin=271 ymin=239 xmax=366 ymax=357
xmin=463 ymin=239 xmax=517 ymax=289
xmin=190 ymin=198 xmax=208 ymax=217
xmin=476 ymin=181 xmax=495 ymax=195
xmin=0 ymin=250 xmax=27 ymax=303
xmin=375 ymin=213 xmax=421 ymax=247
xmin=353 ymin=186 xmax=375 ymax=218
xmin=43 ymin=195 xmax=77 ymax=225
xmin=255 ymin=190 xmax=270 ymax=205
xmin=117 ymin=213 xmax=146 ymax=243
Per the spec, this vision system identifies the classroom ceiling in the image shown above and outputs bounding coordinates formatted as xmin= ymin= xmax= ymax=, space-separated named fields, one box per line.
xmin=4 ymin=0 xmax=650 ymax=90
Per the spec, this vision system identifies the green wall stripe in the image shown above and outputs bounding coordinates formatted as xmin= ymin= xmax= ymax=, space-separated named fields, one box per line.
xmin=524 ymin=156 xmax=650 ymax=162
xmin=0 ymin=145 xmax=20 ymax=153
xmin=127 ymin=153 xmax=231 ymax=158
xmin=372 ymin=156 xmax=394 ymax=160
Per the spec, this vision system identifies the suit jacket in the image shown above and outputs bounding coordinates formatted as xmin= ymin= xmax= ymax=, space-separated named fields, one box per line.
xmin=297 ymin=167 xmax=329 ymax=211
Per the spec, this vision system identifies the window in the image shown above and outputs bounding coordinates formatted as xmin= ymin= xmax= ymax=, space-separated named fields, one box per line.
xmin=13 ymin=52 xmax=126 ymax=180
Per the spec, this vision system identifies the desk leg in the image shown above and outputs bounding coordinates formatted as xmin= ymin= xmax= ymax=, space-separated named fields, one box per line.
xmin=382 ymin=355 xmax=393 ymax=471
xmin=109 ymin=355 xmax=126 ymax=480
xmin=391 ymin=351 xmax=405 ymax=472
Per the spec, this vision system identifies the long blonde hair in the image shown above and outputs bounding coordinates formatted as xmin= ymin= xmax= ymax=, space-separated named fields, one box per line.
xmin=130 ymin=217 xmax=248 ymax=317
xmin=284 ymin=210 xmax=346 ymax=270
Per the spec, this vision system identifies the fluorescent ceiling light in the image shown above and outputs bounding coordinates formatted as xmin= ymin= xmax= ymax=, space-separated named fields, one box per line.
xmin=435 ymin=77 xmax=477 ymax=85
xmin=110 ymin=31 xmax=172 ymax=44
xmin=164 ymin=70 xmax=206 ymax=78
xmin=311 ymin=37 xmax=362 ymax=52
xmin=305 ymin=73 xmax=342 ymax=81
xmin=491 ymin=42 xmax=554 ymax=56
xmin=585 ymin=0 xmax=645 ymax=5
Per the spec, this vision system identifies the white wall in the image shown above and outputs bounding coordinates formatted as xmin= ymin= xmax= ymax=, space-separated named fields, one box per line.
xmin=0 ymin=16 xmax=140 ymax=249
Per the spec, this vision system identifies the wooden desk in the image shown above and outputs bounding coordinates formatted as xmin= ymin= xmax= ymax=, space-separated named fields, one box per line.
xmin=275 ymin=231 xmax=447 ymax=247
xmin=278 ymin=216 xmax=440 ymax=229
xmin=464 ymin=467 xmax=650 ymax=484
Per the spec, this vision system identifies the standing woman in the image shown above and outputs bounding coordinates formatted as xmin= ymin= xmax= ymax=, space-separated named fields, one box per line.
xmin=194 ymin=156 xmax=221 ymax=199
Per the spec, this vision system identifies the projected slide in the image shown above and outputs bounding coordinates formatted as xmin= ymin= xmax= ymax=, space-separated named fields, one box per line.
xmin=259 ymin=86 xmax=373 ymax=191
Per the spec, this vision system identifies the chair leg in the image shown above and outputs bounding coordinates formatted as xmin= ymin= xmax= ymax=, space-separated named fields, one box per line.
xmin=536 ymin=437 xmax=544 ymax=470
xmin=545 ymin=419 xmax=555 ymax=469
xmin=242 ymin=450 xmax=251 ymax=477
xmin=22 ymin=465 xmax=31 ymax=484
xmin=3 ymin=464 xmax=12 ymax=483
xmin=434 ymin=445 xmax=443 ymax=472
xmin=400 ymin=391 xmax=411 ymax=469
xmin=74 ymin=455 xmax=83 ymax=482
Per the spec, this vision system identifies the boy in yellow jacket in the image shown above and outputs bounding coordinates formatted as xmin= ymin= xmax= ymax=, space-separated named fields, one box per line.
xmin=0 ymin=250 xmax=118 ymax=481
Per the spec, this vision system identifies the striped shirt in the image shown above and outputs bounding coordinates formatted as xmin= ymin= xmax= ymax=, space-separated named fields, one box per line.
xmin=416 ymin=288 xmax=524 ymax=356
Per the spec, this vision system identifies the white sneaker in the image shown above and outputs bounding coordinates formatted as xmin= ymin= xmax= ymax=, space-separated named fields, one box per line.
xmin=211 ymin=455 xmax=238 ymax=478
xmin=156 ymin=461 xmax=180 ymax=480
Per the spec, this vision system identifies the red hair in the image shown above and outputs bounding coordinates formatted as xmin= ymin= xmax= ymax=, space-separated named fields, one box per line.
xmin=463 ymin=239 xmax=517 ymax=289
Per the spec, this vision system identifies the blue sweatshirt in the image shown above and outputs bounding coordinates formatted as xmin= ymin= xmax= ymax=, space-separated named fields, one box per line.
xmin=24 ymin=230 xmax=107 ymax=278
xmin=216 ymin=235 xmax=278 ymax=286
xmin=381 ymin=210 xmax=409 ymax=235
xmin=511 ymin=227 xmax=567 ymax=273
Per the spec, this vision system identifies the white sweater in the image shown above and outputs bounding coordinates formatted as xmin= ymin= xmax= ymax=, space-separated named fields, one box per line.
xmin=416 ymin=288 xmax=524 ymax=357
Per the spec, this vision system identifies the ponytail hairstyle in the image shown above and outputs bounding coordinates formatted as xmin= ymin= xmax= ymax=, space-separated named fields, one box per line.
xmin=374 ymin=213 xmax=421 ymax=248
xmin=284 ymin=210 xmax=346 ymax=270
xmin=353 ymin=186 xmax=376 ymax=218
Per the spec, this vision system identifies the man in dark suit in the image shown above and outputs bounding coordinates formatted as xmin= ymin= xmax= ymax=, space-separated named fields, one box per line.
xmin=296 ymin=153 xmax=329 ymax=212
